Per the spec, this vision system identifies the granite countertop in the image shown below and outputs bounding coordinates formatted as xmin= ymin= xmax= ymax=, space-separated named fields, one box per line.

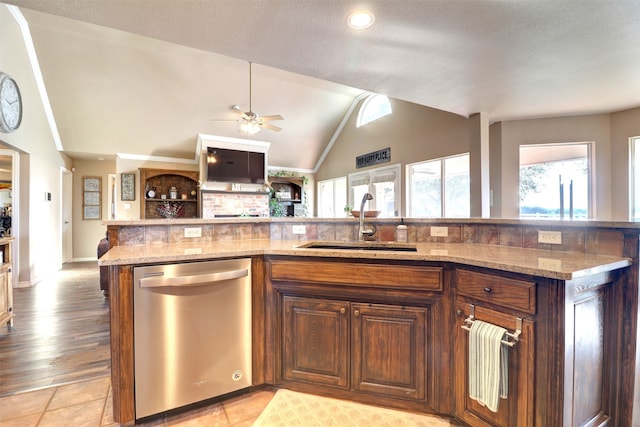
xmin=103 ymin=217 xmax=640 ymax=229
xmin=98 ymin=239 xmax=631 ymax=280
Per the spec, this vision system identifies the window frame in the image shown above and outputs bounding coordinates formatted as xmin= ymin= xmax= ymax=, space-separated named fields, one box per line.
xmin=519 ymin=142 xmax=593 ymax=219
xmin=406 ymin=153 xmax=470 ymax=218
xmin=317 ymin=176 xmax=347 ymax=218
xmin=348 ymin=163 xmax=401 ymax=217
xmin=629 ymin=136 xmax=640 ymax=219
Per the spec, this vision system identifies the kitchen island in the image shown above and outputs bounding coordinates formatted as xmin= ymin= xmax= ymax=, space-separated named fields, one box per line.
xmin=100 ymin=218 xmax=640 ymax=426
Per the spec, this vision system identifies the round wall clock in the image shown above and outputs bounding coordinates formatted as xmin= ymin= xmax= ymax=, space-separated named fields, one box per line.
xmin=0 ymin=72 xmax=22 ymax=133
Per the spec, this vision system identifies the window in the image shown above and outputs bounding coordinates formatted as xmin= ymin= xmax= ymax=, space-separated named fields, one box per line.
xmin=349 ymin=164 xmax=400 ymax=217
xmin=407 ymin=154 xmax=470 ymax=218
xmin=519 ymin=143 xmax=591 ymax=219
xmin=630 ymin=137 xmax=640 ymax=219
xmin=317 ymin=177 xmax=347 ymax=217
xmin=356 ymin=94 xmax=392 ymax=127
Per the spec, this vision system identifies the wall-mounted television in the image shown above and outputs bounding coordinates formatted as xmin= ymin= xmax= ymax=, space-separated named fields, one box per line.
xmin=206 ymin=147 xmax=266 ymax=184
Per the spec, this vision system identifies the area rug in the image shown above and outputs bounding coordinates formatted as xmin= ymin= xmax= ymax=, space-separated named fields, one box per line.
xmin=253 ymin=389 xmax=451 ymax=426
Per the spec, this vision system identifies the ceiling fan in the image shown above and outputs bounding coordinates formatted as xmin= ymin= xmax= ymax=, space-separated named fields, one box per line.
xmin=212 ymin=62 xmax=283 ymax=135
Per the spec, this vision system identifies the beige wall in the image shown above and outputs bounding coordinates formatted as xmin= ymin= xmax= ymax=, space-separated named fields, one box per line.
xmin=610 ymin=107 xmax=640 ymax=220
xmin=71 ymin=159 xmax=115 ymax=260
xmin=494 ymin=114 xmax=612 ymax=219
xmin=319 ymin=96 xmax=640 ymax=221
xmin=316 ymin=98 xmax=469 ymax=216
xmin=1 ymin=6 xmax=72 ymax=285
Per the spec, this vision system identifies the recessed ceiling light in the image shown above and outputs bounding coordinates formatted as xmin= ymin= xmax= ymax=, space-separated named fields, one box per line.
xmin=348 ymin=11 xmax=375 ymax=30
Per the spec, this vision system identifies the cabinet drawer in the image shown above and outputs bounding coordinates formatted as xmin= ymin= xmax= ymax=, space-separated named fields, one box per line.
xmin=456 ymin=269 xmax=536 ymax=314
xmin=270 ymin=260 xmax=443 ymax=291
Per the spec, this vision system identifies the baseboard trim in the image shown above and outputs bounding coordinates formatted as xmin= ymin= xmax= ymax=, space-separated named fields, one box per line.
xmin=72 ymin=257 xmax=98 ymax=262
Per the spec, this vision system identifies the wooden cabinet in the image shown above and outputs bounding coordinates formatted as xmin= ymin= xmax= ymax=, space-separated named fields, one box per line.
xmin=283 ymin=296 xmax=349 ymax=387
xmin=0 ymin=238 xmax=13 ymax=328
xmin=454 ymin=269 xmax=536 ymax=427
xmin=270 ymin=258 xmax=445 ymax=410
xmin=453 ymin=266 xmax=628 ymax=426
xmin=352 ymin=303 xmax=426 ymax=400
xmin=139 ymin=168 xmax=199 ymax=219
xmin=282 ymin=296 xmax=426 ymax=400
xmin=453 ymin=302 xmax=535 ymax=427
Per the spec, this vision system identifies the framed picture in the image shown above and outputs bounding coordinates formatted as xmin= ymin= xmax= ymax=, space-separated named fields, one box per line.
xmin=83 ymin=191 xmax=100 ymax=206
xmin=121 ymin=173 xmax=135 ymax=201
xmin=83 ymin=206 xmax=101 ymax=220
xmin=83 ymin=176 xmax=101 ymax=220
xmin=83 ymin=177 xmax=100 ymax=192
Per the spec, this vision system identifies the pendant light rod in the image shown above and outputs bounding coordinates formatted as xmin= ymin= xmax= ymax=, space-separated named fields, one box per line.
xmin=248 ymin=61 xmax=252 ymax=112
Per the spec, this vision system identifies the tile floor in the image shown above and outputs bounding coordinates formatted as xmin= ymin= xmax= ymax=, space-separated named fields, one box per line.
xmin=0 ymin=376 xmax=275 ymax=427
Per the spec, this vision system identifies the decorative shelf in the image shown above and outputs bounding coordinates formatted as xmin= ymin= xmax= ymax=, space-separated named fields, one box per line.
xmin=139 ymin=168 xmax=200 ymax=219
xmin=145 ymin=198 xmax=198 ymax=202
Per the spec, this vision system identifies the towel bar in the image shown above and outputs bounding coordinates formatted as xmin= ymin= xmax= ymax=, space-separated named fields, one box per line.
xmin=460 ymin=304 xmax=522 ymax=348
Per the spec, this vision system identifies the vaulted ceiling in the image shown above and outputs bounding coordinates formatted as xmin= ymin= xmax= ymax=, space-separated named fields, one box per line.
xmin=4 ymin=0 xmax=640 ymax=171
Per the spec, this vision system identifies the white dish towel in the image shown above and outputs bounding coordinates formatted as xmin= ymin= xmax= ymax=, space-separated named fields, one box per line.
xmin=468 ymin=319 xmax=508 ymax=412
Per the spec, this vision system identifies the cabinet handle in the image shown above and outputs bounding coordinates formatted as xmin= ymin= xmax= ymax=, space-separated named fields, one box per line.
xmin=340 ymin=307 xmax=346 ymax=314
xmin=456 ymin=309 xmax=462 ymax=316
xmin=353 ymin=309 xmax=360 ymax=317
xmin=484 ymin=287 xmax=493 ymax=293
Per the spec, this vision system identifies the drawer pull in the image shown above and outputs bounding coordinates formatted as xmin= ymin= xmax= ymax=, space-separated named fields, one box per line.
xmin=484 ymin=287 xmax=493 ymax=293
xmin=340 ymin=307 xmax=346 ymax=314
xmin=354 ymin=309 xmax=360 ymax=317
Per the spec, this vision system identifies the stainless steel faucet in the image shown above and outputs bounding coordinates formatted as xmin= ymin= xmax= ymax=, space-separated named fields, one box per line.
xmin=358 ymin=193 xmax=376 ymax=241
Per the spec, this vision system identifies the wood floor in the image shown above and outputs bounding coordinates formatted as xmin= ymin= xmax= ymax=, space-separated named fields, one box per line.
xmin=0 ymin=262 xmax=110 ymax=397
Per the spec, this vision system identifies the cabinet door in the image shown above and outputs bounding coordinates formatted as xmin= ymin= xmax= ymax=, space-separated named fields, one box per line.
xmin=352 ymin=303 xmax=426 ymax=400
xmin=0 ymin=269 xmax=10 ymax=325
xmin=282 ymin=296 xmax=349 ymax=388
xmin=454 ymin=302 xmax=534 ymax=427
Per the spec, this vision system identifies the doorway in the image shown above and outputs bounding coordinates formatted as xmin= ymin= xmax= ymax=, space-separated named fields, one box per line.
xmin=61 ymin=168 xmax=73 ymax=264
xmin=0 ymin=148 xmax=18 ymax=287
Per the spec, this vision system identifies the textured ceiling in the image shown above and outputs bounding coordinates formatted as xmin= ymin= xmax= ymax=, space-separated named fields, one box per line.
xmin=4 ymin=0 xmax=640 ymax=170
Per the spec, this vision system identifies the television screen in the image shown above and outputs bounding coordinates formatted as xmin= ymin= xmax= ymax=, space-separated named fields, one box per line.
xmin=206 ymin=147 xmax=265 ymax=184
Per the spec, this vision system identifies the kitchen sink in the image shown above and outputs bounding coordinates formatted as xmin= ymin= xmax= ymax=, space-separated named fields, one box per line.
xmin=296 ymin=241 xmax=417 ymax=252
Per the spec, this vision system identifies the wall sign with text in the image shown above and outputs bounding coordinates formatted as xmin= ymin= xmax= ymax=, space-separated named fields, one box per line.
xmin=356 ymin=148 xmax=390 ymax=169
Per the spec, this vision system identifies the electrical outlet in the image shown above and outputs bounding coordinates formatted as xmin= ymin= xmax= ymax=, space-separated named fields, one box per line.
xmin=431 ymin=226 xmax=448 ymax=237
xmin=538 ymin=230 xmax=562 ymax=245
xmin=292 ymin=225 xmax=306 ymax=235
xmin=184 ymin=227 xmax=202 ymax=238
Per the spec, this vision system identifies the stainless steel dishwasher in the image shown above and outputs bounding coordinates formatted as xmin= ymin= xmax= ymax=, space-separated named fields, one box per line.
xmin=133 ymin=258 xmax=252 ymax=419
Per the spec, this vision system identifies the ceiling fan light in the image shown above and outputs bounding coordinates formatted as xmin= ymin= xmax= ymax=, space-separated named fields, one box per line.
xmin=239 ymin=119 xmax=261 ymax=135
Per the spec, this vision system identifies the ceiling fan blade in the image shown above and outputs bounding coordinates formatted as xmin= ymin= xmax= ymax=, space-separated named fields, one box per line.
xmin=261 ymin=122 xmax=282 ymax=132
xmin=260 ymin=114 xmax=284 ymax=122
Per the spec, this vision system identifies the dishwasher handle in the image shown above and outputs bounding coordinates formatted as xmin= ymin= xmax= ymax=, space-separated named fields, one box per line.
xmin=139 ymin=268 xmax=249 ymax=288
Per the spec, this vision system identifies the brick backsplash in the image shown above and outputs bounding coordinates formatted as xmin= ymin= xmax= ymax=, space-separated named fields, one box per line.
xmin=201 ymin=192 xmax=269 ymax=218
